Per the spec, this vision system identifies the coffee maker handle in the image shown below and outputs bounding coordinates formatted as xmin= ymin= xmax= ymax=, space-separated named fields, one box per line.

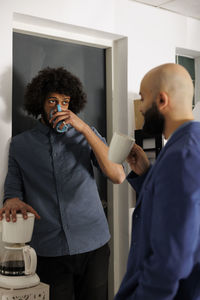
xmin=23 ymin=245 xmax=37 ymax=275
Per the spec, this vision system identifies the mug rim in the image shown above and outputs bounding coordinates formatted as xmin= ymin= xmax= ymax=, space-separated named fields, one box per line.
xmin=113 ymin=132 xmax=135 ymax=141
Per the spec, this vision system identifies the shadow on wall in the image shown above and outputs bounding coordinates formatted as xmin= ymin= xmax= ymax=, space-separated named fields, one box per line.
xmin=0 ymin=67 xmax=12 ymax=124
xmin=0 ymin=68 xmax=12 ymax=206
xmin=0 ymin=137 xmax=10 ymax=208
xmin=0 ymin=68 xmax=36 ymax=136
xmin=12 ymin=69 xmax=37 ymax=137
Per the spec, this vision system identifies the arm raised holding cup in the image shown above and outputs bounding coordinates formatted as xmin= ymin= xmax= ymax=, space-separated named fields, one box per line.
xmin=50 ymin=108 xmax=126 ymax=184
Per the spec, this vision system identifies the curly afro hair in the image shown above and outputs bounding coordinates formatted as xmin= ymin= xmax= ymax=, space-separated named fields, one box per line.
xmin=24 ymin=67 xmax=87 ymax=118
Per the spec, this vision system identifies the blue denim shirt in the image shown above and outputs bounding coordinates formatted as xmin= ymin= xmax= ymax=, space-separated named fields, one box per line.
xmin=4 ymin=121 xmax=110 ymax=256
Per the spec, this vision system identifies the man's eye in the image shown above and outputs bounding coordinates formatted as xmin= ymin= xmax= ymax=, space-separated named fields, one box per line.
xmin=63 ymin=100 xmax=70 ymax=105
xmin=49 ymin=100 xmax=55 ymax=104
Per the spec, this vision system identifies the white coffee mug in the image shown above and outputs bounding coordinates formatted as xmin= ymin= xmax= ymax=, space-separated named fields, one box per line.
xmin=108 ymin=132 xmax=135 ymax=164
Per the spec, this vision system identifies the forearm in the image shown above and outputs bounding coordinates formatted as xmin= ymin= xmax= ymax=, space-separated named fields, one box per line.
xmin=4 ymin=143 xmax=24 ymax=203
xmin=82 ymin=125 xmax=125 ymax=184
xmin=4 ymin=173 xmax=24 ymax=203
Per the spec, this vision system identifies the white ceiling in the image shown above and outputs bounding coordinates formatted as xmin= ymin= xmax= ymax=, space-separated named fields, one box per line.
xmin=131 ymin=0 xmax=200 ymax=20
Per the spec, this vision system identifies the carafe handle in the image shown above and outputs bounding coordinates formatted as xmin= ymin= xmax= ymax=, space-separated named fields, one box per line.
xmin=23 ymin=245 xmax=37 ymax=275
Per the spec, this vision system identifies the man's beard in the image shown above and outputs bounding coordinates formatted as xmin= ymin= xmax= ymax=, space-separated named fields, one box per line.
xmin=41 ymin=109 xmax=52 ymax=129
xmin=142 ymin=102 xmax=165 ymax=136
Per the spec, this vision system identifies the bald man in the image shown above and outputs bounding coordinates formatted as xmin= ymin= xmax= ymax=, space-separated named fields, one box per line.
xmin=115 ymin=63 xmax=200 ymax=300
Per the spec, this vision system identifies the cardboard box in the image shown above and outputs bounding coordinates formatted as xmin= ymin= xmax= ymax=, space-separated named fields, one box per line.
xmin=134 ymin=99 xmax=144 ymax=130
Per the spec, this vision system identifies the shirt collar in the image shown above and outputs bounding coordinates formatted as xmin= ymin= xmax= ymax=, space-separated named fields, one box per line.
xmin=36 ymin=119 xmax=72 ymax=136
xmin=166 ymin=120 xmax=194 ymax=144
xmin=35 ymin=120 xmax=51 ymax=135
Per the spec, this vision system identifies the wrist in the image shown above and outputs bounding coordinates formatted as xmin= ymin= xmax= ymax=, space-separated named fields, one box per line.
xmin=4 ymin=197 xmax=20 ymax=205
xmin=81 ymin=124 xmax=91 ymax=136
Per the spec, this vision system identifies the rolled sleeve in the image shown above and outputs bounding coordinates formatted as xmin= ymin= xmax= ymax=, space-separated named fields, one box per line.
xmin=90 ymin=126 xmax=107 ymax=171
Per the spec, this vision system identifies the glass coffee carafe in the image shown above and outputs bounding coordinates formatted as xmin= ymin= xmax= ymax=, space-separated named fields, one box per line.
xmin=0 ymin=243 xmax=37 ymax=277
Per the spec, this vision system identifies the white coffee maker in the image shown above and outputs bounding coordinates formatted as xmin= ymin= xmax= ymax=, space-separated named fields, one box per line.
xmin=0 ymin=213 xmax=40 ymax=289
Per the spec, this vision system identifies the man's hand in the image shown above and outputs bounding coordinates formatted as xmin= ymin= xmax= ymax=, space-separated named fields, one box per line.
xmin=0 ymin=198 xmax=40 ymax=222
xmin=50 ymin=109 xmax=87 ymax=133
xmin=126 ymin=143 xmax=150 ymax=176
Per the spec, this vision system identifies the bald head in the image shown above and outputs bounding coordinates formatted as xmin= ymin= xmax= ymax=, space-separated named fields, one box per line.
xmin=141 ymin=63 xmax=194 ymax=112
xmin=139 ymin=63 xmax=194 ymax=139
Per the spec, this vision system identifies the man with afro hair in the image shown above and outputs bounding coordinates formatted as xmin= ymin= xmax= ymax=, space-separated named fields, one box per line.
xmin=0 ymin=67 xmax=125 ymax=300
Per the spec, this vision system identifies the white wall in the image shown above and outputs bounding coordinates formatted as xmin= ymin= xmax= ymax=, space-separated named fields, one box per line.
xmin=1 ymin=0 xmax=200 ymax=296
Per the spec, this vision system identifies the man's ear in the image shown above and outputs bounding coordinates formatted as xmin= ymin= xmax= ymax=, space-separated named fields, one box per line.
xmin=157 ymin=91 xmax=169 ymax=112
